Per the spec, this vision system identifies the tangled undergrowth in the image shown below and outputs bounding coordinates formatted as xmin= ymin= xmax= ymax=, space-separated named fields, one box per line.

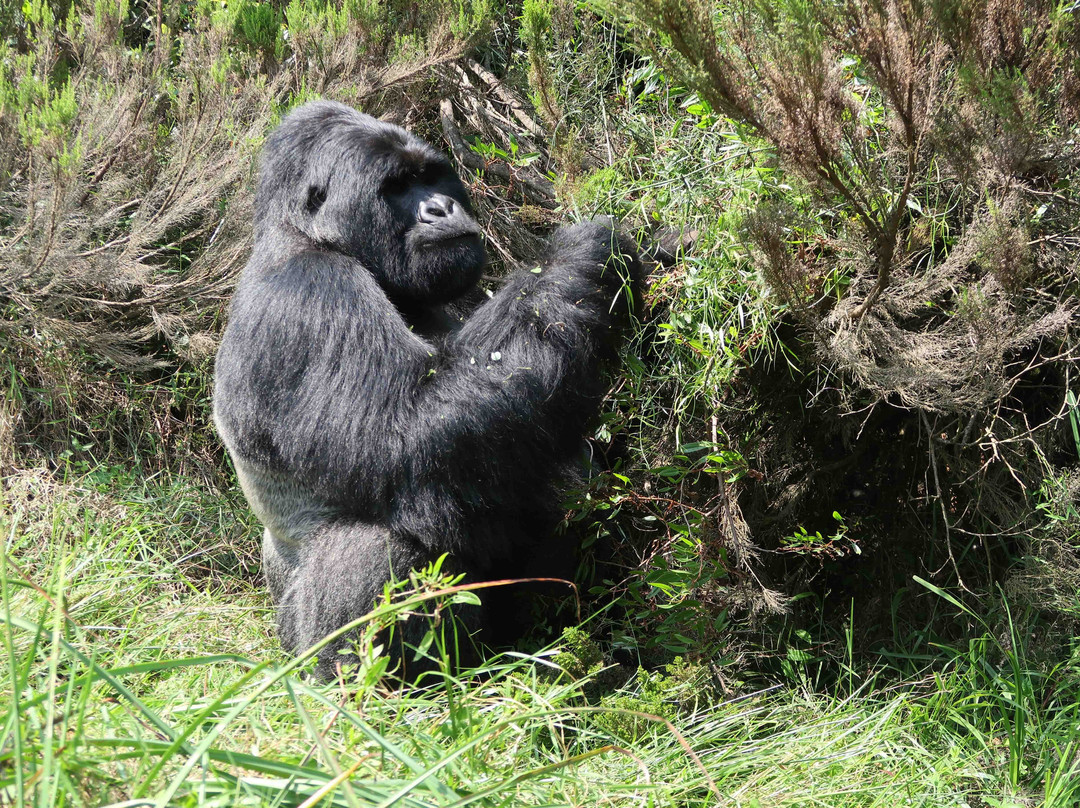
xmin=2 ymin=0 xmax=1079 ymax=697
xmin=608 ymin=0 xmax=1080 ymax=646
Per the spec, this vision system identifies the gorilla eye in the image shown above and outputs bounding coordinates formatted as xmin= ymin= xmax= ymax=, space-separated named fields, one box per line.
xmin=305 ymin=184 xmax=327 ymax=215
xmin=420 ymin=164 xmax=450 ymax=184
xmin=380 ymin=173 xmax=412 ymax=196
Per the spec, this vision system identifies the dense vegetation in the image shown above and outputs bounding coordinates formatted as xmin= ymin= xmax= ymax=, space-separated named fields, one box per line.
xmin=2 ymin=0 xmax=1078 ymax=805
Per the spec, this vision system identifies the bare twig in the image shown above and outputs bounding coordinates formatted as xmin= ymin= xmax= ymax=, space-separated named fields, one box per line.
xmin=922 ymin=410 xmax=967 ymax=591
xmin=438 ymin=98 xmax=556 ymax=206
xmin=463 ymin=58 xmax=547 ymax=141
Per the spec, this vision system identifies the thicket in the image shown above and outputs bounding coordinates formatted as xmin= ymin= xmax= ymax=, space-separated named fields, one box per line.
xmin=602 ymin=0 xmax=1080 ymax=648
xmin=2 ymin=0 xmax=1079 ymax=681
xmin=0 ymin=0 xmax=492 ymax=470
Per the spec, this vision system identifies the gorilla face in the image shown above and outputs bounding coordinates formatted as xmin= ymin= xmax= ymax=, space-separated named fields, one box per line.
xmin=375 ymin=159 xmax=486 ymax=304
xmin=255 ymin=101 xmax=486 ymax=304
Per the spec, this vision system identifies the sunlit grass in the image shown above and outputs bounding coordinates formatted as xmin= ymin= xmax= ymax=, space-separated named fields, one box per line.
xmin=3 ymin=468 xmax=1078 ymax=806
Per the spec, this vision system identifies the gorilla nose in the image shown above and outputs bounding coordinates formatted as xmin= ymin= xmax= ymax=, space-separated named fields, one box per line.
xmin=418 ymin=194 xmax=457 ymax=224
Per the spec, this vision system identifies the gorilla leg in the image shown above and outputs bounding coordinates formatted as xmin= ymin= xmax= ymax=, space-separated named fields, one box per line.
xmin=481 ymin=512 xmax=579 ymax=647
xmin=269 ymin=523 xmax=484 ymax=680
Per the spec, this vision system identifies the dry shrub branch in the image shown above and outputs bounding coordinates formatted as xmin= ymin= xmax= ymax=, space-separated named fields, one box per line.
xmin=623 ymin=0 xmax=1080 ymax=611
xmin=0 ymin=1 xmax=497 ymax=470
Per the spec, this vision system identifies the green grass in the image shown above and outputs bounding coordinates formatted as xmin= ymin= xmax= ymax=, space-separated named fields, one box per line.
xmin=3 ymin=467 xmax=1078 ymax=807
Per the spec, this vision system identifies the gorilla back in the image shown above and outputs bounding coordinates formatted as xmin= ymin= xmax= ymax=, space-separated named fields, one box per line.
xmin=214 ymin=100 xmax=640 ymax=679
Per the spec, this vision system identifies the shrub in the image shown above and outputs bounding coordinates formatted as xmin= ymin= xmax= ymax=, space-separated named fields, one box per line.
xmin=0 ymin=0 xmax=488 ymax=471
xmin=553 ymin=626 xmax=604 ymax=679
xmin=589 ymin=0 xmax=1080 ymax=646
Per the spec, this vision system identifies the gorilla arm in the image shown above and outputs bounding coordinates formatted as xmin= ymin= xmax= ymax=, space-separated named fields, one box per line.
xmin=391 ymin=219 xmax=641 ymax=553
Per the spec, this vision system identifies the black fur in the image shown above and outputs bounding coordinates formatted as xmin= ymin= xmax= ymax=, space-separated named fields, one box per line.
xmin=213 ymin=100 xmax=641 ymax=679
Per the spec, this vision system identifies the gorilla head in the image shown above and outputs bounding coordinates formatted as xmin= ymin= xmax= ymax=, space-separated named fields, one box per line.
xmin=254 ymin=101 xmax=486 ymax=305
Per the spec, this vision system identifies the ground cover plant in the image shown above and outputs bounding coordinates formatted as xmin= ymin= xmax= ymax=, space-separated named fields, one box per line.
xmin=2 ymin=0 xmax=1079 ymax=805
xmin=6 ymin=468 xmax=1078 ymax=805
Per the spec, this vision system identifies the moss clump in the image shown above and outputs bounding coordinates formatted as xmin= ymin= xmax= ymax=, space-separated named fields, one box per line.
xmin=593 ymin=657 xmax=710 ymax=742
xmin=553 ymin=626 xmax=604 ymax=680
xmin=570 ymin=167 xmax=626 ymax=215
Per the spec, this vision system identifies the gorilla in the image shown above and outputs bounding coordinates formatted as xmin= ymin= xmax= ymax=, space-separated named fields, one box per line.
xmin=213 ymin=100 xmax=641 ymax=679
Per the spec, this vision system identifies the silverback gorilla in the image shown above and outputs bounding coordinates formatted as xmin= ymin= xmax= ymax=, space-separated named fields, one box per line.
xmin=213 ymin=100 xmax=641 ymax=679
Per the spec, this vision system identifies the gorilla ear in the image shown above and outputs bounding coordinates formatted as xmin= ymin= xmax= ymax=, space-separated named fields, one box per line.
xmin=305 ymin=184 xmax=327 ymax=215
